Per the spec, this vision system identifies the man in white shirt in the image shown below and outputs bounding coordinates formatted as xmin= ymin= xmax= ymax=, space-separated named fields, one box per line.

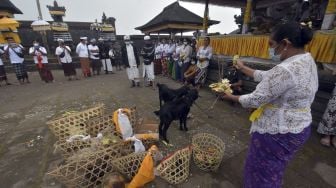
xmin=0 ymin=47 xmax=10 ymax=86
xmin=173 ymin=39 xmax=183 ymax=81
xmin=76 ymin=37 xmax=91 ymax=77
xmin=56 ymin=39 xmax=78 ymax=81
xmin=88 ymin=39 xmax=102 ymax=75
xmin=29 ymin=40 xmax=54 ymax=83
xmin=121 ymin=35 xmax=140 ymax=87
xmin=4 ymin=37 xmax=30 ymax=84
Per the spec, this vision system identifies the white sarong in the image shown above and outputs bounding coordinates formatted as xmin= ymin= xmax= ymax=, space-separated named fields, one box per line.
xmin=101 ymin=59 xmax=113 ymax=72
xmin=143 ymin=63 xmax=155 ymax=81
xmin=127 ymin=66 xmax=140 ymax=81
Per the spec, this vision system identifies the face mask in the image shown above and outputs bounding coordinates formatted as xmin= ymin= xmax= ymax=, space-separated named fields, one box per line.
xmin=183 ymin=42 xmax=188 ymax=45
xmin=269 ymin=47 xmax=281 ymax=62
xmin=34 ymin=43 xmax=39 ymax=47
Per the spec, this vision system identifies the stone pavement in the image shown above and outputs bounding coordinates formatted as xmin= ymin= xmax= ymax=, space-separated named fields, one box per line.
xmin=0 ymin=69 xmax=335 ymax=188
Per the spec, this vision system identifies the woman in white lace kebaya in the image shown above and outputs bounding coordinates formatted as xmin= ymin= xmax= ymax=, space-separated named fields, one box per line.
xmin=222 ymin=22 xmax=318 ymax=187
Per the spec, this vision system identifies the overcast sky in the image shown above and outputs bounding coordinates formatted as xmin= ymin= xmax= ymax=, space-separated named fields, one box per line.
xmin=11 ymin=0 xmax=240 ymax=35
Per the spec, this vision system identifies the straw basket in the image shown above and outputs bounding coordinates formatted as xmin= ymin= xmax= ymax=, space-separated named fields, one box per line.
xmin=47 ymin=104 xmax=105 ymax=141
xmin=48 ymin=142 xmax=135 ymax=187
xmin=128 ymin=106 xmax=138 ymax=128
xmin=85 ymin=115 xmax=115 ymax=136
xmin=192 ymin=133 xmax=225 ymax=172
xmin=54 ymin=139 xmax=93 ymax=158
xmin=111 ymin=152 xmax=147 ymax=181
xmin=156 ymin=147 xmax=192 ymax=185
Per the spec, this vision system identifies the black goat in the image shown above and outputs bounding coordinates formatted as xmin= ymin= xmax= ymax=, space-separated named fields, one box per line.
xmin=157 ymin=83 xmax=190 ymax=108
xmin=154 ymin=89 xmax=199 ymax=143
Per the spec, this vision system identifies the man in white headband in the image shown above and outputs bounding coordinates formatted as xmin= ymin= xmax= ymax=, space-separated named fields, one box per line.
xmin=141 ymin=35 xmax=155 ymax=88
xmin=121 ymin=35 xmax=141 ymax=87
xmin=76 ymin=36 xmax=91 ymax=77
xmin=55 ymin=38 xmax=78 ymax=81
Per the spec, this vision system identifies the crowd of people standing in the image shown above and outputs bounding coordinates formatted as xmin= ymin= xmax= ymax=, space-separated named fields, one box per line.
xmin=0 ymin=36 xmax=121 ymax=85
xmin=148 ymin=36 xmax=213 ymax=89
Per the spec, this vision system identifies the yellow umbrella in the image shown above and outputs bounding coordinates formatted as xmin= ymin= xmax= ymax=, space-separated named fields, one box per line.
xmin=0 ymin=17 xmax=19 ymax=30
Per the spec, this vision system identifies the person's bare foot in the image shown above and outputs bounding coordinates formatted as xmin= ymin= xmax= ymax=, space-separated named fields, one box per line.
xmin=320 ymin=135 xmax=331 ymax=147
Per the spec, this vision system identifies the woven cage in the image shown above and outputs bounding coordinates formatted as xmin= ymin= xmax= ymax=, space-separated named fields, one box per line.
xmin=85 ymin=115 xmax=116 ymax=136
xmin=141 ymin=138 xmax=158 ymax=150
xmin=54 ymin=139 xmax=93 ymax=159
xmin=48 ymin=142 xmax=135 ymax=187
xmin=128 ymin=106 xmax=137 ymax=128
xmin=156 ymin=147 xmax=192 ymax=185
xmin=47 ymin=104 xmax=105 ymax=141
xmin=111 ymin=152 xmax=147 ymax=181
xmin=192 ymin=133 xmax=225 ymax=172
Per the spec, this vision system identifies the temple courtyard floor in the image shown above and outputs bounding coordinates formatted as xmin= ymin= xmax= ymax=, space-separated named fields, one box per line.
xmin=0 ymin=69 xmax=335 ymax=188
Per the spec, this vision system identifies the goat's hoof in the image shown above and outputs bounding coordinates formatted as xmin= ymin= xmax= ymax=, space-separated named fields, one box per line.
xmin=184 ymin=127 xmax=189 ymax=131
xmin=179 ymin=127 xmax=184 ymax=131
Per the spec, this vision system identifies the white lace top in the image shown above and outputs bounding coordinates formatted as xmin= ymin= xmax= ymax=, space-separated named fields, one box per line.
xmin=239 ymin=53 xmax=318 ymax=134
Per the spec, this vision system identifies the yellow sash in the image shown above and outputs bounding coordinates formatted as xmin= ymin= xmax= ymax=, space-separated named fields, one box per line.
xmin=249 ymin=104 xmax=309 ymax=122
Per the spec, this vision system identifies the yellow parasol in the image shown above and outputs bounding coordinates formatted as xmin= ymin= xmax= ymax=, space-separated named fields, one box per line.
xmin=0 ymin=17 xmax=19 ymax=31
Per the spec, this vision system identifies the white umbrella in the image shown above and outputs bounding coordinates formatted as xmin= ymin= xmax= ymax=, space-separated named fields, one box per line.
xmin=31 ymin=19 xmax=51 ymax=31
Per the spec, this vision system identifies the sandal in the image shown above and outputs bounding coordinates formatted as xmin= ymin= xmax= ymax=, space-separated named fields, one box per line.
xmin=320 ymin=135 xmax=331 ymax=147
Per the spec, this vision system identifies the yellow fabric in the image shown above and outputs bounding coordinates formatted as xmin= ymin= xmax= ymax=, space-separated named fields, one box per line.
xmin=249 ymin=104 xmax=275 ymax=122
xmin=243 ymin=0 xmax=252 ymax=24
xmin=0 ymin=17 xmax=19 ymax=28
xmin=135 ymin=133 xmax=159 ymax=140
xmin=49 ymin=10 xmax=65 ymax=15
xmin=306 ymin=31 xmax=336 ymax=63
xmin=0 ymin=32 xmax=21 ymax=43
xmin=249 ymin=104 xmax=310 ymax=122
xmin=128 ymin=146 xmax=157 ymax=188
xmin=199 ymin=31 xmax=336 ymax=63
xmin=326 ymin=0 xmax=336 ymax=14
xmin=51 ymin=26 xmax=69 ymax=32
xmin=113 ymin=108 xmax=131 ymax=134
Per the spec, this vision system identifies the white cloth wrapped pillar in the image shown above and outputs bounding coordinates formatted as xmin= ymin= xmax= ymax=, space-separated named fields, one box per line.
xmin=242 ymin=0 xmax=253 ymax=34
xmin=321 ymin=0 xmax=336 ymax=30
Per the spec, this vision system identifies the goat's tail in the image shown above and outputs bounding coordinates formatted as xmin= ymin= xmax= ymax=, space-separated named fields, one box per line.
xmin=154 ymin=110 xmax=160 ymax=116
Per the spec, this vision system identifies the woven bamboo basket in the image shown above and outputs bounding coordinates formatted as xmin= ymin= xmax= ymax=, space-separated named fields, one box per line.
xmin=48 ymin=141 xmax=135 ymax=187
xmin=53 ymin=127 xmax=123 ymax=159
xmin=156 ymin=147 xmax=192 ymax=185
xmin=128 ymin=107 xmax=138 ymax=129
xmin=47 ymin=104 xmax=105 ymax=141
xmin=192 ymin=133 xmax=225 ymax=172
xmin=54 ymin=139 xmax=93 ymax=159
xmin=85 ymin=115 xmax=114 ymax=136
xmin=111 ymin=152 xmax=147 ymax=181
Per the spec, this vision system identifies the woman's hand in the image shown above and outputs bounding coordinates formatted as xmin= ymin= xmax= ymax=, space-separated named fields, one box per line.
xmin=234 ymin=60 xmax=245 ymax=70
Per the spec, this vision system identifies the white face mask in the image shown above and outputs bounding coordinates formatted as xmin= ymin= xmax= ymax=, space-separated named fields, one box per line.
xmin=183 ymin=42 xmax=188 ymax=45
xmin=33 ymin=43 xmax=39 ymax=47
xmin=269 ymin=47 xmax=281 ymax=62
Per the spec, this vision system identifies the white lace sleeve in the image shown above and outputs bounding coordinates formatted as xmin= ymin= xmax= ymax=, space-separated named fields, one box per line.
xmin=253 ymin=70 xmax=267 ymax=82
xmin=239 ymin=66 xmax=295 ymax=108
